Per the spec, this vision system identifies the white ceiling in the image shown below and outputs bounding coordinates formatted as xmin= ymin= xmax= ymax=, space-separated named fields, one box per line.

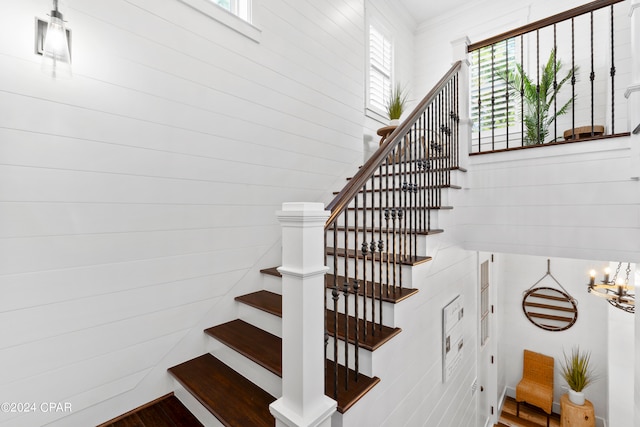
xmin=396 ymin=0 xmax=470 ymax=24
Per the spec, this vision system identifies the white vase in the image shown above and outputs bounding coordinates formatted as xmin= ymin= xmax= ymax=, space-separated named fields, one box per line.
xmin=389 ymin=119 xmax=400 ymax=126
xmin=568 ymin=389 xmax=585 ymax=405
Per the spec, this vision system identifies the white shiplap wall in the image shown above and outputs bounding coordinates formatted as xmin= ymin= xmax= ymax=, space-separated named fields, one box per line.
xmin=0 ymin=0 xmax=366 ymax=425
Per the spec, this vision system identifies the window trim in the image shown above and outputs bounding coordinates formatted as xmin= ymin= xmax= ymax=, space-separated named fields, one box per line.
xmin=365 ymin=17 xmax=394 ymax=123
xmin=178 ymin=0 xmax=261 ymax=43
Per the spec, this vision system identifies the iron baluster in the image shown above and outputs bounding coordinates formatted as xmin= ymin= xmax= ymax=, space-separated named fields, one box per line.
xmin=590 ymin=12 xmax=595 ymax=136
xmin=491 ymin=43 xmax=495 ymax=150
xmin=610 ymin=4 xmax=616 ymax=134
xmin=520 ymin=35 xmax=524 ymax=147
xmin=571 ymin=18 xmax=576 ymax=139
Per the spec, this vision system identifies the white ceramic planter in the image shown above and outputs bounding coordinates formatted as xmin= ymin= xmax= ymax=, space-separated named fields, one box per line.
xmin=568 ymin=389 xmax=585 ymax=405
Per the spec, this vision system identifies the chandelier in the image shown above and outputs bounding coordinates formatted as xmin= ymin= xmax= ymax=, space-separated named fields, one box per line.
xmin=588 ymin=263 xmax=635 ymax=313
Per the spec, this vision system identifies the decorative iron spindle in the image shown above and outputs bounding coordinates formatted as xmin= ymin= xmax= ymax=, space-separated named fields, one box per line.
xmin=610 ymin=4 xmax=616 ymax=134
xmin=323 ymin=62 xmax=461 ymax=400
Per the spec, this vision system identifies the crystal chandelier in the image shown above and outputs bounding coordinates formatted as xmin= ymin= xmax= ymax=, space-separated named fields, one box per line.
xmin=588 ymin=262 xmax=635 ymax=313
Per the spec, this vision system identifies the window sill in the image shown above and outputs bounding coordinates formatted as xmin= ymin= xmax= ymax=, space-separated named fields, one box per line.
xmin=179 ymin=0 xmax=261 ymax=43
xmin=365 ymin=107 xmax=389 ymax=126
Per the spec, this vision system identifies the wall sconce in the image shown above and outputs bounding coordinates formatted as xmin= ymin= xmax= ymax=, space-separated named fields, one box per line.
xmin=36 ymin=0 xmax=72 ymax=78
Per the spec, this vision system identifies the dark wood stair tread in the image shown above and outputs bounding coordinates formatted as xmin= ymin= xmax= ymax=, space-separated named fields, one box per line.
xmin=325 ymin=273 xmax=418 ymax=303
xmin=168 ymin=354 xmax=276 ymax=427
xmin=347 ymin=205 xmax=453 ymax=211
xmin=99 ymin=394 xmax=203 ymax=427
xmin=326 ymin=247 xmax=432 ymax=266
xmin=260 ymin=269 xmax=419 ymax=303
xmin=335 ymin=226 xmax=444 ymax=236
xmin=333 ymin=184 xmax=461 ymax=195
xmin=205 ymin=319 xmax=282 ymax=377
xmin=236 ymin=290 xmax=282 ymax=317
xmin=203 ymin=318 xmax=380 ymax=413
xmin=234 ymin=291 xmax=403 ymax=351
xmin=326 ymin=309 xmax=401 ymax=351
xmin=325 ymin=360 xmax=380 ymax=413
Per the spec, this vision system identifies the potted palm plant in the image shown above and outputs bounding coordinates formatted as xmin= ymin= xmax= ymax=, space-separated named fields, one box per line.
xmin=560 ymin=347 xmax=597 ymax=405
xmin=386 ymin=83 xmax=407 ymax=126
xmin=498 ymin=48 xmax=578 ymax=145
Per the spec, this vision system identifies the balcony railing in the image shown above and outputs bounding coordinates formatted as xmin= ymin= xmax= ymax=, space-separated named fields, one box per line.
xmin=468 ymin=0 xmax=631 ymax=153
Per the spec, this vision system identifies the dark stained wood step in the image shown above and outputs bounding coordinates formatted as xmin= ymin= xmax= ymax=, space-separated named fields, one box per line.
xmin=335 ymin=226 xmax=444 ymax=236
xmin=205 ymin=319 xmax=282 ymax=377
xmin=333 ymin=184 xmax=461 ymax=195
xmin=259 ymin=269 xmax=419 ymax=304
xmin=236 ymin=290 xmax=282 ymax=317
xmin=326 ymin=247 xmax=432 ymax=266
xmin=324 ymin=273 xmax=419 ymax=304
xmin=203 ymin=318 xmax=380 ymax=413
xmin=169 ymin=354 xmax=276 ymax=427
xmin=326 ymin=309 xmax=401 ymax=351
xmin=325 ymin=360 xmax=380 ymax=413
xmin=98 ymin=394 xmax=203 ymax=427
xmin=347 ymin=205 xmax=453 ymax=212
xmin=350 ymin=165 xmax=466 ymax=179
xmin=233 ymin=290 xmax=403 ymax=351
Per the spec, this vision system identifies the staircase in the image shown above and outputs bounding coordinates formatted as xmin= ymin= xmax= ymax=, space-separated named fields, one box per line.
xmin=162 ymin=62 xmax=464 ymax=426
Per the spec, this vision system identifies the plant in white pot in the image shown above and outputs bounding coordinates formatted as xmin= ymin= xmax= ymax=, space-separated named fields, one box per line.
xmin=386 ymin=83 xmax=407 ymax=126
xmin=560 ymin=347 xmax=597 ymax=405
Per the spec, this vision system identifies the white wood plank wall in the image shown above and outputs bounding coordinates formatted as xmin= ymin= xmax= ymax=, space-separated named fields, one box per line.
xmin=0 ymin=0 xmax=367 ymax=425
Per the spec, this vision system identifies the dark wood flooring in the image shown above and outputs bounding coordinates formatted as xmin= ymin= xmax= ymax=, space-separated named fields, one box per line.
xmin=98 ymin=394 xmax=202 ymax=427
xmin=496 ymin=396 xmax=560 ymax=427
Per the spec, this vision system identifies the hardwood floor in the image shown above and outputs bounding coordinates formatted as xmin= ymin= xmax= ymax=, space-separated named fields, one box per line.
xmin=496 ymin=396 xmax=561 ymax=427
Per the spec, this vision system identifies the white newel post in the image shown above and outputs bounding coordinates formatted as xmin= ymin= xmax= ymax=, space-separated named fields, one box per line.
xmin=269 ymin=203 xmax=337 ymax=427
xmin=451 ymin=36 xmax=471 ymax=169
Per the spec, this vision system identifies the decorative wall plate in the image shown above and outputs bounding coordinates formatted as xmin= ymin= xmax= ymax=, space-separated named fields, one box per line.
xmin=521 ymin=260 xmax=578 ymax=332
xmin=522 ymin=286 xmax=578 ymax=331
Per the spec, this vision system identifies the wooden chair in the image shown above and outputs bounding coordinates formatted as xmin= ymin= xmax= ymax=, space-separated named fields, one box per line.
xmin=516 ymin=349 xmax=554 ymax=427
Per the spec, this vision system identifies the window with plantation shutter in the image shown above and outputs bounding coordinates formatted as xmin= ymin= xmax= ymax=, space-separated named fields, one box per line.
xmin=211 ymin=0 xmax=251 ymax=22
xmin=471 ymin=38 xmax=517 ymax=135
xmin=368 ymin=24 xmax=392 ymax=114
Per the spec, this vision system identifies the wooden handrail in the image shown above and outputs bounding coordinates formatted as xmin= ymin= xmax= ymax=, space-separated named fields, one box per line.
xmin=468 ymin=0 xmax=626 ymax=52
xmin=325 ymin=60 xmax=462 ymax=228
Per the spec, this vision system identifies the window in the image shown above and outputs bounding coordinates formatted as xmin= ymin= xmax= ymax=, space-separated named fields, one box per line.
xmin=212 ymin=0 xmax=251 ymax=22
xmin=480 ymin=260 xmax=490 ymax=346
xmin=368 ymin=24 xmax=393 ymax=114
xmin=470 ymin=38 xmax=517 ymax=134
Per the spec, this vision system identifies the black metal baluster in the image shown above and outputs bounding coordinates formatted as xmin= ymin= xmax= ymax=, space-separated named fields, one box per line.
xmin=571 ymin=17 xmax=576 ymax=139
xmin=331 ymin=222 xmax=339 ymax=399
xmin=590 ymin=12 xmax=595 ymax=136
xmin=361 ymin=181 xmax=368 ymax=343
xmin=553 ymin=25 xmax=558 ymax=142
xmin=491 ymin=43 xmax=495 ymax=150
xmin=610 ymin=4 xmax=616 ymax=134
xmin=520 ymin=35 xmax=524 ymax=147
xmin=353 ymin=186 xmax=359 ymax=381
xmin=536 ymin=29 xmax=541 ymax=144
xmin=477 ymin=49 xmax=482 ymax=152
xmin=506 ymin=40 xmax=510 ymax=148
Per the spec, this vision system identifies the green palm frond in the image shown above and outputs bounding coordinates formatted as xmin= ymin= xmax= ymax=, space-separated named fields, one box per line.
xmin=497 ymin=48 xmax=578 ymax=145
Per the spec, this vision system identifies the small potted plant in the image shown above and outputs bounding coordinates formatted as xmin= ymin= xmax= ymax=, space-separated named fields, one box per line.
xmin=386 ymin=83 xmax=407 ymax=126
xmin=560 ymin=347 xmax=597 ymax=405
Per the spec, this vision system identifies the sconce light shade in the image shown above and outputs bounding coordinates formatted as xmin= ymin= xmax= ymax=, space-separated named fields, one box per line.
xmin=40 ymin=0 xmax=71 ymax=78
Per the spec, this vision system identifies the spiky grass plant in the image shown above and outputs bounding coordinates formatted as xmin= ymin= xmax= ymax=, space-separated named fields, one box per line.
xmin=498 ymin=48 xmax=577 ymax=145
xmin=386 ymin=83 xmax=408 ymax=121
xmin=560 ymin=347 xmax=596 ymax=392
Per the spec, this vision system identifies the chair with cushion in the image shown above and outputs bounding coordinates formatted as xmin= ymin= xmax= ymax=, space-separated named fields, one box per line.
xmin=516 ymin=349 xmax=554 ymax=427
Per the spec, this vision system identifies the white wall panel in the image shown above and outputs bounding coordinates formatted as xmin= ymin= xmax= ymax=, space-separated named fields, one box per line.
xmin=0 ymin=0 xmax=368 ymax=425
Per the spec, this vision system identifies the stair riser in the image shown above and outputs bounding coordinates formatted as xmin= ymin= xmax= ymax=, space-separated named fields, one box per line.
xmin=325 ymin=337 xmax=374 ymax=377
xmin=325 ymin=289 xmax=397 ymax=327
xmin=326 ymin=257 xmax=415 ymax=288
xmin=205 ymin=340 xmax=282 ymax=398
xmin=328 ymin=232 xmax=428 ymax=258
xmin=173 ymin=383 xmax=224 ymax=427
xmin=262 ymin=273 xmax=282 ymax=294
xmin=238 ymin=303 xmax=282 ymax=338
xmin=336 ymin=209 xmax=440 ymax=231
xmin=350 ymin=188 xmax=450 ymax=209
